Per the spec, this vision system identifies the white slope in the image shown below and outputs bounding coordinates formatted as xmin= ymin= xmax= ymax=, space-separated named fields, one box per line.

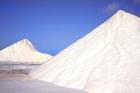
xmin=30 ymin=10 xmax=140 ymax=93
xmin=0 ymin=39 xmax=52 ymax=63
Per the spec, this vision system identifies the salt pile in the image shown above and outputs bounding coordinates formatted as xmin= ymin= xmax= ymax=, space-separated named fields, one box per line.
xmin=30 ymin=10 xmax=140 ymax=93
xmin=0 ymin=39 xmax=52 ymax=63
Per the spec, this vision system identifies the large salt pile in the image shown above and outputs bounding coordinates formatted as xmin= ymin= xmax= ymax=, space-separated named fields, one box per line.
xmin=0 ymin=39 xmax=52 ymax=63
xmin=30 ymin=10 xmax=140 ymax=93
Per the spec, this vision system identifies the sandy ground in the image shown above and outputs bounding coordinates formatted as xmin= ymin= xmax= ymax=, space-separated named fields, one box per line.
xmin=0 ymin=65 xmax=87 ymax=93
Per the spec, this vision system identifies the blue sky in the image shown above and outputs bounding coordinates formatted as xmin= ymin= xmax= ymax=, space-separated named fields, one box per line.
xmin=0 ymin=0 xmax=140 ymax=55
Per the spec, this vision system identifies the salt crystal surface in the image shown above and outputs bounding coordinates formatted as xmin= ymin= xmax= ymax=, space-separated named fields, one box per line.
xmin=30 ymin=10 xmax=140 ymax=93
xmin=0 ymin=39 xmax=52 ymax=63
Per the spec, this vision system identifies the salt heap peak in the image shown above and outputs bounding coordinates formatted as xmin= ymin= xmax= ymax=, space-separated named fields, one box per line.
xmin=0 ymin=39 xmax=52 ymax=63
xmin=30 ymin=10 xmax=140 ymax=93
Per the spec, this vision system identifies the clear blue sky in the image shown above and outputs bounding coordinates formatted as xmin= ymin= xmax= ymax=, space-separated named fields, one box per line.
xmin=0 ymin=0 xmax=140 ymax=55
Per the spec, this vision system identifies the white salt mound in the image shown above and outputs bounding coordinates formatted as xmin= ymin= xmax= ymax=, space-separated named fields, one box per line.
xmin=30 ymin=10 xmax=140 ymax=93
xmin=0 ymin=39 xmax=52 ymax=63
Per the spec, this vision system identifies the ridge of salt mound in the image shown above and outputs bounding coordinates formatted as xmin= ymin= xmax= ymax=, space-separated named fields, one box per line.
xmin=0 ymin=39 xmax=52 ymax=63
xmin=30 ymin=10 xmax=140 ymax=93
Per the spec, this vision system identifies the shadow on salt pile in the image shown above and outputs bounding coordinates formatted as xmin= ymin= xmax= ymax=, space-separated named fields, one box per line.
xmin=0 ymin=80 xmax=87 ymax=93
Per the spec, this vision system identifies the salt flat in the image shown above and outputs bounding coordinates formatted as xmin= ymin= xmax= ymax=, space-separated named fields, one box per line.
xmin=0 ymin=65 xmax=86 ymax=93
